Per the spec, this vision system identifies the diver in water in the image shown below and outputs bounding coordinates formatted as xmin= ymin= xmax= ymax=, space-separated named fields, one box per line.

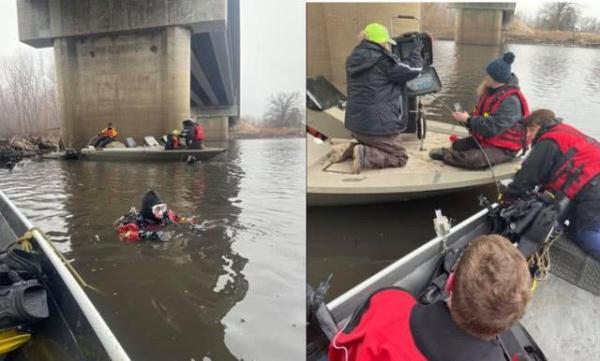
xmin=115 ymin=190 xmax=180 ymax=242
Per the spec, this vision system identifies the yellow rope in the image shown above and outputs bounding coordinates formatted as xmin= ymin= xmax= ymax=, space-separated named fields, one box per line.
xmin=527 ymin=230 xmax=562 ymax=284
xmin=22 ymin=228 xmax=103 ymax=295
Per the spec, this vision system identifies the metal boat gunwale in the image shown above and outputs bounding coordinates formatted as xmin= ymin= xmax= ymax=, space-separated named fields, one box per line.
xmin=0 ymin=191 xmax=130 ymax=361
xmin=327 ymin=206 xmax=491 ymax=319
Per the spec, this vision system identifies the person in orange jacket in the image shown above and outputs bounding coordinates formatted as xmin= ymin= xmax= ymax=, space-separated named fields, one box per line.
xmin=92 ymin=122 xmax=118 ymax=148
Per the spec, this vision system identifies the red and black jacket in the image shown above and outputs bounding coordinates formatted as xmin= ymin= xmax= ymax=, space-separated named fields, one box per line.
xmin=328 ymin=288 xmax=509 ymax=361
xmin=472 ymin=86 xmax=530 ymax=152
xmin=193 ymin=124 xmax=205 ymax=141
xmin=537 ymin=123 xmax=600 ymax=199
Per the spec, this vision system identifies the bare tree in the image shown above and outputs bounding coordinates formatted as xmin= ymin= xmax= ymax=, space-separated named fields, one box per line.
xmin=263 ymin=91 xmax=304 ymax=128
xmin=0 ymin=50 xmax=58 ymax=137
xmin=536 ymin=2 xmax=580 ymax=31
xmin=579 ymin=16 xmax=600 ymax=33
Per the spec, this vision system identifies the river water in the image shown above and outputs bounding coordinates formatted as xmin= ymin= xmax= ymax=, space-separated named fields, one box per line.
xmin=308 ymin=40 xmax=600 ymax=299
xmin=0 ymin=138 xmax=305 ymax=361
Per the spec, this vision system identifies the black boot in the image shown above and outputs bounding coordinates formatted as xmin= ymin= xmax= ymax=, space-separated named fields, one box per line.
xmin=429 ymin=148 xmax=445 ymax=161
xmin=0 ymin=249 xmax=43 ymax=284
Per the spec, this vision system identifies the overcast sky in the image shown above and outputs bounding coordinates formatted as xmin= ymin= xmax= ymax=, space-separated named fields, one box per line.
xmin=0 ymin=0 xmax=305 ymax=118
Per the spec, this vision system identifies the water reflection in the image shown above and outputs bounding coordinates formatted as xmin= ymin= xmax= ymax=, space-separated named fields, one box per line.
xmin=0 ymin=138 xmax=305 ymax=361
xmin=309 ymin=41 xmax=600 ymax=300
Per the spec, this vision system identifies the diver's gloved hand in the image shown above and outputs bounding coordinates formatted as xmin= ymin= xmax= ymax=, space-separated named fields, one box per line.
xmin=413 ymin=36 xmax=424 ymax=52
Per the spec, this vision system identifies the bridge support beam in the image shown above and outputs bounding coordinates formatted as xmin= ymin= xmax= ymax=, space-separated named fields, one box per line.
xmin=54 ymin=26 xmax=190 ymax=148
xmin=450 ymin=3 xmax=516 ymax=46
xmin=198 ymin=117 xmax=229 ymax=143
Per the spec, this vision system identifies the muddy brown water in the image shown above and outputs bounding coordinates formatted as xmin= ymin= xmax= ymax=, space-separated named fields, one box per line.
xmin=308 ymin=40 xmax=600 ymax=300
xmin=0 ymin=138 xmax=305 ymax=361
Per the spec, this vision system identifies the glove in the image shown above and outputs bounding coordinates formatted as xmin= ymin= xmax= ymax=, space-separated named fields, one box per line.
xmin=413 ymin=36 xmax=424 ymax=52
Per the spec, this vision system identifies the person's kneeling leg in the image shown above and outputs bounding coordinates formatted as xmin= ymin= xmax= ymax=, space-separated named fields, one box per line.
xmin=573 ymin=225 xmax=600 ymax=260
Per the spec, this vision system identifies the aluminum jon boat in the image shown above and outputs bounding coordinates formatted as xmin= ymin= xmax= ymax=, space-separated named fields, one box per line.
xmin=306 ymin=76 xmax=523 ymax=207
xmin=308 ymin=204 xmax=600 ymax=361
xmin=0 ymin=191 xmax=130 ymax=360
xmin=80 ymin=146 xmax=226 ymax=162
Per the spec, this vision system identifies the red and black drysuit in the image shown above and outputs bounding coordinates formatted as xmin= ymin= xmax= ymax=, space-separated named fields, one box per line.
xmin=505 ymin=121 xmax=600 ymax=259
xmin=116 ymin=190 xmax=179 ymax=242
xmin=328 ymin=288 xmax=518 ymax=361
xmin=441 ymin=74 xmax=530 ymax=169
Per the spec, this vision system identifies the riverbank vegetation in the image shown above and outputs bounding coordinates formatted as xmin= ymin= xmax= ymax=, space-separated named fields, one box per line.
xmin=232 ymin=91 xmax=304 ymax=139
xmin=0 ymin=50 xmax=59 ymax=137
xmin=422 ymin=2 xmax=600 ymax=48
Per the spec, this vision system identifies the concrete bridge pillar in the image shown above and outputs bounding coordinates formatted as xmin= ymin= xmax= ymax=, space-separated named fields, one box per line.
xmin=54 ymin=26 xmax=190 ymax=147
xmin=450 ymin=3 xmax=516 ymax=46
xmin=17 ymin=0 xmax=239 ymax=149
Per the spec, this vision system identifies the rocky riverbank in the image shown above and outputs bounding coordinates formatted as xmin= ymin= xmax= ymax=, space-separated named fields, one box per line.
xmin=0 ymin=135 xmax=58 ymax=162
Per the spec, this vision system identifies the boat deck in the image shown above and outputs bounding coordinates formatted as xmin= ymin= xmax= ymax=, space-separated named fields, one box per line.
xmin=307 ymin=108 xmax=523 ymax=206
xmin=308 ymin=124 xmax=522 ymax=206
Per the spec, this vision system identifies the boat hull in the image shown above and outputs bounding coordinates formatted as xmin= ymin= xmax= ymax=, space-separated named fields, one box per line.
xmin=80 ymin=147 xmax=226 ymax=162
xmin=0 ymin=191 xmax=129 ymax=361
xmin=310 ymin=206 xmax=600 ymax=361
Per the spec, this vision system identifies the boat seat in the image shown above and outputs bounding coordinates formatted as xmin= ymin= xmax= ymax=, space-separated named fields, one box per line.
xmin=124 ymin=137 xmax=137 ymax=148
xmin=144 ymin=136 xmax=161 ymax=147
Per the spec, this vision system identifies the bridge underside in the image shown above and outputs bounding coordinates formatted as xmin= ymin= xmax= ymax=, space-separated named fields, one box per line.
xmin=17 ymin=0 xmax=239 ymax=148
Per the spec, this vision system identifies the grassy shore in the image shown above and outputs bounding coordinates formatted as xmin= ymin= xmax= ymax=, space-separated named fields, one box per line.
xmin=424 ymin=17 xmax=600 ymax=48
xmin=230 ymin=121 xmax=304 ymax=139
xmin=504 ymin=17 xmax=600 ymax=48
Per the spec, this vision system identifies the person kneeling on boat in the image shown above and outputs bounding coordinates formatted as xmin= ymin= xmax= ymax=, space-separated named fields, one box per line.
xmin=92 ymin=122 xmax=118 ymax=148
xmin=329 ymin=235 xmax=532 ymax=361
xmin=330 ymin=23 xmax=423 ymax=173
xmin=165 ymin=129 xmax=182 ymax=150
xmin=115 ymin=190 xmax=179 ymax=242
xmin=181 ymin=119 xmax=205 ymax=149
xmin=430 ymin=52 xmax=530 ymax=169
xmin=503 ymin=109 xmax=600 ymax=260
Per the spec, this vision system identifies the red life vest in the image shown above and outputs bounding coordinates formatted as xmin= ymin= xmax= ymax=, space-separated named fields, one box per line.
xmin=328 ymin=289 xmax=427 ymax=361
xmin=194 ymin=124 xmax=205 ymax=141
xmin=538 ymin=123 xmax=600 ymax=199
xmin=472 ymin=86 xmax=530 ymax=152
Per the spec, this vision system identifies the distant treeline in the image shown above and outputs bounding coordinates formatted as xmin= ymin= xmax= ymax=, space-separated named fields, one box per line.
xmin=0 ymin=50 xmax=59 ymax=137
xmin=242 ymin=91 xmax=305 ymax=129
xmin=422 ymin=2 xmax=600 ymax=41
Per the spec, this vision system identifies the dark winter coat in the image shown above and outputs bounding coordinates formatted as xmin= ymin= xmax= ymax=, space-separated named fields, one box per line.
xmin=344 ymin=40 xmax=423 ymax=136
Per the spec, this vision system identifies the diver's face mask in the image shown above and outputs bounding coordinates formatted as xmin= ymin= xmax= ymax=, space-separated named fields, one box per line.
xmin=152 ymin=203 xmax=168 ymax=219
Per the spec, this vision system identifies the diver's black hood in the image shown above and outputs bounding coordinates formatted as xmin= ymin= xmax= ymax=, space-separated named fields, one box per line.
xmin=346 ymin=40 xmax=388 ymax=77
xmin=141 ymin=190 xmax=163 ymax=221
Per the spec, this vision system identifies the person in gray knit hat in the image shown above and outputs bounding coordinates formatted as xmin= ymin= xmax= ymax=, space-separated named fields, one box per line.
xmin=430 ymin=52 xmax=531 ymax=169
